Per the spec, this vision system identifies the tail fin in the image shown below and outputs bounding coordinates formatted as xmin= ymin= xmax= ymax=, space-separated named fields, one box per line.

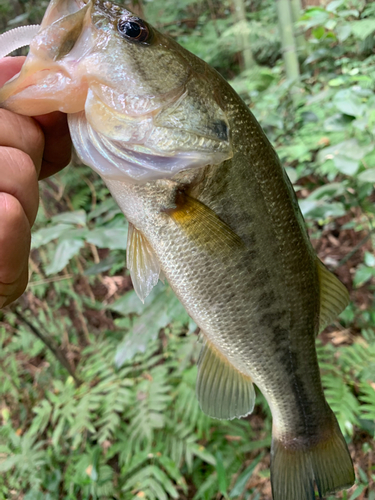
xmin=271 ymin=417 xmax=354 ymax=500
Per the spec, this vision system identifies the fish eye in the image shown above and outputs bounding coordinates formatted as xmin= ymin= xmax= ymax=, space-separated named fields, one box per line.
xmin=117 ymin=18 xmax=150 ymax=43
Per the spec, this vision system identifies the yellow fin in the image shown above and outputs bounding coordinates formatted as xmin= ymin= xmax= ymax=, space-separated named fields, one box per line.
xmin=196 ymin=336 xmax=255 ymax=420
xmin=126 ymin=223 xmax=161 ymax=303
xmin=318 ymin=260 xmax=349 ymax=334
xmin=167 ymin=193 xmax=244 ymax=252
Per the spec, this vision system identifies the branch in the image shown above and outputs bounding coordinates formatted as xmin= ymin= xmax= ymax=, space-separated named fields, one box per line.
xmin=13 ymin=310 xmax=82 ymax=386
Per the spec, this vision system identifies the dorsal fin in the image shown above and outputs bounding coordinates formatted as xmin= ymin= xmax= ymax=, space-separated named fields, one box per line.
xmin=196 ymin=335 xmax=255 ymax=420
xmin=126 ymin=223 xmax=161 ymax=302
xmin=317 ymin=260 xmax=349 ymax=334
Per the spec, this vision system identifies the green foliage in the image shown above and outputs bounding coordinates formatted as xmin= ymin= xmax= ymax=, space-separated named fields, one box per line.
xmin=0 ymin=0 xmax=375 ymax=498
xmin=0 ymin=317 xmax=265 ymax=499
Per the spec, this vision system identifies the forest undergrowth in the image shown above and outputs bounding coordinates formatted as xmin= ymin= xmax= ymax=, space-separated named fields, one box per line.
xmin=0 ymin=0 xmax=375 ymax=498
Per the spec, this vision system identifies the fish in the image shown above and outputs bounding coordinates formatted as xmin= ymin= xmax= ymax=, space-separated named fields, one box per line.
xmin=0 ymin=1 xmax=355 ymax=498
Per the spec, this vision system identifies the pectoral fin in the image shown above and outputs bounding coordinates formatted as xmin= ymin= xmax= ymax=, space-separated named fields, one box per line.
xmin=197 ymin=336 xmax=255 ymax=420
xmin=126 ymin=223 xmax=161 ymax=302
xmin=318 ymin=260 xmax=349 ymax=333
xmin=167 ymin=194 xmax=244 ymax=253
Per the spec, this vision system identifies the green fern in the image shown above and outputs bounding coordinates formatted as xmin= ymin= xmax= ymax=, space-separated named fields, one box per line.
xmin=127 ymin=365 xmax=172 ymax=450
xmin=359 ymin=382 xmax=375 ymax=421
xmin=121 ymin=453 xmax=183 ymax=500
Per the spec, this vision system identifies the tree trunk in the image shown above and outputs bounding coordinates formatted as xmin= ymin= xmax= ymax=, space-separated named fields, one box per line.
xmin=276 ymin=0 xmax=300 ymax=82
xmin=290 ymin=0 xmax=307 ymax=55
xmin=233 ymin=0 xmax=254 ymax=70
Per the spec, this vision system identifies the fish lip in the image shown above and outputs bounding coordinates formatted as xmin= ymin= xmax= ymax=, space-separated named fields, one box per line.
xmin=6 ymin=66 xmax=72 ymax=96
xmin=0 ymin=0 xmax=95 ymax=114
xmin=0 ymin=64 xmax=89 ymax=114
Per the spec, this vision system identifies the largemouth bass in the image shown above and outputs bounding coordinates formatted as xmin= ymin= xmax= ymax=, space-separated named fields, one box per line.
xmin=0 ymin=1 xmax=355 ymax=498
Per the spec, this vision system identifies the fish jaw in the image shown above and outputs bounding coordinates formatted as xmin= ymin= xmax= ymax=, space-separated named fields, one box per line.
xmin=0 ymin=0 xmax=93 ymax=114
xmin=0 ymin=58 xmax=89 ymax=115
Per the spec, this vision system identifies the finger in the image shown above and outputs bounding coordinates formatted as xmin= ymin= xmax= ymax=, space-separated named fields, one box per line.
xmin=0 ymin=264 xmax=29 ymax=308
xmin=0 ymin=108 xmax=45 ymax=175
xmin=0 ymin=56 xmax=25 ymax=86
xmin=34 ymin=112 xmax=72 ymax=179
xmin=0 ymin=193 xmax=31 ymax=308
xmin=0 ymin=147 xmax=39 ymax=225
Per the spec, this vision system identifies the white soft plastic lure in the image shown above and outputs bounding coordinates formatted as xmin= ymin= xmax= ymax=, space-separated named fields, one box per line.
xmin=0 ymin=25 xmax=40 ymax=59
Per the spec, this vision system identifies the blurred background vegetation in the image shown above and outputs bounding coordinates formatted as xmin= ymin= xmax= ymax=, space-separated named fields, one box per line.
xmin=0 ymin=0 xmax=375 ymax=498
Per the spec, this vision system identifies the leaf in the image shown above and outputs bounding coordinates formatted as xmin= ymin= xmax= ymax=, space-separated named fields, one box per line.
xmin=357 ymin=168 xmax=375 ymax=183
xmin=188 ymin=442 xmax=216 ymax=465
xmin=328 ymin=77 xmax=345 ymax=87
xmin=299 ymin=200 xmax=346 ymax=219
xmin=84 ymin=254 xmax=125 ymax=275
xmin=215 ymin=452 xmax=227 ymax=495
xmin=353 ymin=265 xmax=375 ymax=288
xmin=349 ymin=484 xmax=366 ymax=500
xmin=28 ymin=400 xmax=52 ymax=437
xmin=88 ymin=198 xmax=119 ymax=220
xmin=51 ymin=210 xmax=87 ymax=225
xmin=333 ymin=89 xmax=365 ymax=117
xmin=23 ymin=492 xmax=45 ymax=500
xmin=324 ymin=113 xmax=353 ymax=132
xmin=149 ymin=465 xmax=179 ymax=498
xmin=285 ymin=167 xmax=297 ymax=184
xmin=357 ymin=466 xmax=368 ymax=485
xmin=110 ymin=289 xmax=148 ymax=316
xmin=326 ymin=0 xmax=345 ymax=12
xmin=335 ymin=24 xmax=352 ymax=42
xmin=318 ymin=139 xmax=374 ymax=165
xmin=157 ymin=455 xmax=184 ymax=486
xmin=31 ymin=224 xmax=74 ymax=249
xmin=312 ymin=26 xmax=325 ymax=40
xmin=192 ymin=472 xmax=218 ymax=500
xmin=45 ymin=239 xmax=85 ymax=275
xmin=307 ymin=182 xmax=345 ymax=200
xmin=7 ymin=12 xmax=30 ymax=26
xmin=364 ymin=252 xmax=375 ymax=268
xmin=115 ymin=284 xmax=189 ymax=366
xmin=300 ymin=9 xmax=329 ymax=30
xmin=333 ymin=155 xmax=360 ymax=176
xmin=86 ymin=226 xmax=128 ymax=250
xmin=229 ymin=454 xmax=263 ymax=498
xmin=351 ymin=19 xmax=375 ymax=40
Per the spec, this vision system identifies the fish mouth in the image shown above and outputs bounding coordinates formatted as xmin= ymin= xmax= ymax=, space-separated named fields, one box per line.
xmin=0 ymin=0 xmax=92 ymax=115
xmin=0 ymin=63 xmax=89 ymax=115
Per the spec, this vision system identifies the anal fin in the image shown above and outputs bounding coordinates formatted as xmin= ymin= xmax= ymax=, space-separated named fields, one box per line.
xmin=197 ymin=336 xmax=255 ymax=420
xmin=127 ymin=223 xmax=162 ymax=302
xmin=317 ymin=260 xmax=350 ymax=334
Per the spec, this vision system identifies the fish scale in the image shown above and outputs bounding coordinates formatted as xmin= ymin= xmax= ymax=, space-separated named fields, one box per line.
xmin=0 ymin=0 xmax=355 ymax=497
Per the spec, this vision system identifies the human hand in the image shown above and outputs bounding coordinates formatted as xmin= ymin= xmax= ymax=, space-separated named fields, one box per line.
xmin=0 ymin=56 xmax=72 ymax=308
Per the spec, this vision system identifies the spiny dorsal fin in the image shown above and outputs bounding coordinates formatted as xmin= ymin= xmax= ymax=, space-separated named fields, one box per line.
xmin=318 ymin=260 xmax=349 ymax=334
xmin=196 ymin=335 xmax=255 ymax=420
xmin=126 ymin=223 xmax=161 ymax=303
